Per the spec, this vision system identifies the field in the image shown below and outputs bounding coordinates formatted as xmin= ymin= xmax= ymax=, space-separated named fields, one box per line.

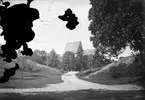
xmin=0 ymin=59 xmax=63 ymax=89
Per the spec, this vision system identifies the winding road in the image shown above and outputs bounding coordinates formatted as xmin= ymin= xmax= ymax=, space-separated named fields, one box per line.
xmin=0 ymin=71 xmax=143 ymax=93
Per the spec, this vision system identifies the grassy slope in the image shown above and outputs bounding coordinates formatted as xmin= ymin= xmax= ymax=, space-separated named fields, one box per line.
xmin=0 ymin=59 xmax=63 ymax=89
xmin=77 ymin=55 xmax=145 ymax=86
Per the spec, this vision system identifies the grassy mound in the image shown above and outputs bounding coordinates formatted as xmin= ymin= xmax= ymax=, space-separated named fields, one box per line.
xmin=0 ymin=59 xmax=63 ymax=89
xmin=77 ymin=55 xmax=145 ymax=85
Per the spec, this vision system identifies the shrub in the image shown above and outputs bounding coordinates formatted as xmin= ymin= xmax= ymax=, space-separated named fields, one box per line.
xmin=29 ymin=54 xmax=46 ymax=65
xmin=110 ymin=66 xmax=122 ymax=78
xmin=110 ymin=55 xmax=145 ymax=79
xmin=110 ymin=63 xmax=127 ymax=78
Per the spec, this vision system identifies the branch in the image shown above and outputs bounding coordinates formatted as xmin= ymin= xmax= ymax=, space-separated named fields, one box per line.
xmin=27 ymin=0 xmax=34 ymax=7
xmin=48 ymin=0 xmax=60 ymax=12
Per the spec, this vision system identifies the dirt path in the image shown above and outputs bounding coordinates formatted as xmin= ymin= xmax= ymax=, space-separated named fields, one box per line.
xmin=0 ymin=71 xmax=143 ymax=93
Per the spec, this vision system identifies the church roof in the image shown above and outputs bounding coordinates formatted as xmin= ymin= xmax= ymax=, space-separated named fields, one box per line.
xmin=65 ymin=41 xmax=82 ymax=54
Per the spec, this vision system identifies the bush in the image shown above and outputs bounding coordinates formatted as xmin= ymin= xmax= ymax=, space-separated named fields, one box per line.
xmin=110 ymin=63 xmax=127 ymax=78
xmin=110 ymin=66 xmax=121 ymax=78
xmin=110 ymin=55 xmax=145 ymax=79
xmin=29 ymin=54 xmax=46 ymax=65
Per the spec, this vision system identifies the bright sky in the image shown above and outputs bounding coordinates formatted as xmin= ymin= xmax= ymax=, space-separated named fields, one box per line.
xmin=0 ymin=0 xmax=132 ymax=57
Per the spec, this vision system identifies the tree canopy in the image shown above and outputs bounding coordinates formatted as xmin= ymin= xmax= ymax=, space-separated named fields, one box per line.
xmin=46 ymin=49 xmax=60 ymax=68
xmin=88 ymin=0 xmax=145 ymax=61
xmin=0 ymin=0 xmax=39 ymax=63
xmin=61 ymin=51 xmax=75 ymax=71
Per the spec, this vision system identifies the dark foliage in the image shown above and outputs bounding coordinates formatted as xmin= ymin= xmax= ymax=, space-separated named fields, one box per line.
xmin=0 ymin=0 xmax=39 ymax=83
xmin=110 ymin=55 xmax=145 ymax=79
xmin=0 ymin=63 xmax=19 ymax=83
xmin=88 ymin=0 xmax=145 ymax=64
xmin=0 ymin=0 xmax=39 ymax=62
xmin=58 ymin=8 xmax=79 ymax=30
xmin=74 ymin=52 xmax=88 ymax=71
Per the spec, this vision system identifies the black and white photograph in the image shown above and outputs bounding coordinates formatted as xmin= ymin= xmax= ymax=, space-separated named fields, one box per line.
xmin=0 ymin=0 xmax=144 ymax=100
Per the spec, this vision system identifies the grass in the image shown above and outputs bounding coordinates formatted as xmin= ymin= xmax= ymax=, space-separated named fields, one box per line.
xmin=0 ymin=70 xmax=63 ymax=89
xmin=76 ymin=56 xmax=145 ymax=86
xmin=77 ymin=73 xmax=143 ymax=85
xmin=0 ymin=90 xmax=144 ymax=100
xmin=0 ymin=59 xmax=63 ymax=89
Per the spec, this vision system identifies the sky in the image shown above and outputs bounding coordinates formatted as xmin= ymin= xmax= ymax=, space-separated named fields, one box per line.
xmin=0 ymin=0 xmax=132 ymax=57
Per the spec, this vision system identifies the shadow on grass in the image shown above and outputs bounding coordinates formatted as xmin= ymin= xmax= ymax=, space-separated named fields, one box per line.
xmin=0 ymin=89 xmax=144 ymax=100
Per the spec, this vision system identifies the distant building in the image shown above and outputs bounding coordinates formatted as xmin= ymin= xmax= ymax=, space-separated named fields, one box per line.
xmin=64 ymin=41 xmax=83 ymax=56
xmin=83 ymin=49 xmax=95 ymax=56
xmin=64 ymin=41 xmax=95 ymax=56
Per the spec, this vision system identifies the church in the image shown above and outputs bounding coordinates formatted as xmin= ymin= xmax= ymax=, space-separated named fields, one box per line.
xmin=64 ymin=41 xmax=95 ymax=56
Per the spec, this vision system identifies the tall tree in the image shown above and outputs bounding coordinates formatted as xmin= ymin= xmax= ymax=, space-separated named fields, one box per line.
xmin=88 ymin=0 xmax=145 ymax=66
xmin=87 ymin=54 xmax=94 ymax=69
xmin=74 ymin=53 xmax=88 ymax=71
xmin=61 ymin=51 xmax=75 ymax=71
xmin=46 ymin=49 xmax=60 ymax=68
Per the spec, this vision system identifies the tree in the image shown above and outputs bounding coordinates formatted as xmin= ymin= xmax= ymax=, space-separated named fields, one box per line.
xmin=93 ymin=47 xmax=112 ymax=68
xmin=87 ymin=54 xmax=94 ymax=69
xmin=61 ymin=51 xmax=75 ymax=71
xmin=74 ymin=52 xmax=88 ymax=71
xmin=34 ymin=50 xmax=47 ymax=62
xmin=29 ymin=49 xmax=47 ymax=65
xmin=0 ymin=0 xmax=39 ymax=62
xmin=46 ymin=49 xmax=60 ymax=68
xmin=0 ymin=0 xmax=63 ymax=83
xmin=88 ymin=0 xmax=145 ymax=66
